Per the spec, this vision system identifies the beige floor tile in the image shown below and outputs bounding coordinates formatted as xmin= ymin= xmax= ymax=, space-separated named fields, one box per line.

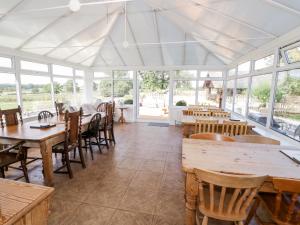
xmin=109 ymin=210 xmax=154 ymax=225
xmin=130 ymin=171 xmax=163 ymax=191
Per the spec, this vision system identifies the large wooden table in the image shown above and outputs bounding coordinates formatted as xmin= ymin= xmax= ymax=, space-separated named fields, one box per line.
xmin=182 ymin=138 xmax=300 ymax=225
xmin=181 ymin=116 xmax=255 ymax=137
xmin=0 ymin=178 xmax=54 ymax=225
xmin=0 ymin=113 xmax=104 ymax=186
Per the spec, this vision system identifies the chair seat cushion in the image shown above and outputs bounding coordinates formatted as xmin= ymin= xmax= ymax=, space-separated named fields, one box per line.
xmin=0 ymin=152 xmax=19 ymax=167
xmin=259 ymin=193 xmax=300 ymax=224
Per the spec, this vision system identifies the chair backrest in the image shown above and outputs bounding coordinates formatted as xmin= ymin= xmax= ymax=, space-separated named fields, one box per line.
xmin=190 ymin=133 xmax=235 ymax=142
xmin=55 ymin=101 xmax=65 ymax=116
xmin=106 ymin=103 xmax=114 ymax=126
xmin=271 ymin=178 xmax=300 ymax=225
xmin=38 ymin=110 xmax=54 ymax=120
xmin=195 ymin=120 xmax=218 ymax=133
xmin=194 ymin=168 xmax=266 ymax=221
xmin=193 ymin=111 xmax=211 ymax=117
xmin=184 ymin=110 xmax=194 ymax=116
xmin=88 ymin=113 xmax=101 ymax=136
xmin=64 ymin=108 xmax=82 ymax=150
xmin=0 ymin=106 xmax=23 ymax=128
xmin=212 ymin=111 xmax=230 ymax=118
xmin=221 ymin=121 xmax=248 ymax=136
xmin=97 ymin=102 xmax=107 ymax=113
xmin=232 ymin=135 xmax=280 ymax=145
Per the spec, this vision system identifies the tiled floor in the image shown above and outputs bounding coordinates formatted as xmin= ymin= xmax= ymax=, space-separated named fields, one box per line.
xmin=6 ymin=122 xmax=262 ymax=225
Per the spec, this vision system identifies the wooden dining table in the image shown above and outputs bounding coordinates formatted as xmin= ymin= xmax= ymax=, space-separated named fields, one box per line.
xmin=0 ymin=113 xmax=105 ymax=186
xmin=181 ymin=115 xmax=255 ymax=137
xmin=182 ymin=138 xmax=300 ymax=225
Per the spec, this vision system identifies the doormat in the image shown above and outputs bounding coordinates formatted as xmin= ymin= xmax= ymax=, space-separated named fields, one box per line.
xmin=148 ymin=122 xmax=169 ymax=127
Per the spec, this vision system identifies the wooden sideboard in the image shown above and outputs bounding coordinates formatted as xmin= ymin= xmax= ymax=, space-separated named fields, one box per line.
xmin=0 ymin=179 xmax=54 ymax=225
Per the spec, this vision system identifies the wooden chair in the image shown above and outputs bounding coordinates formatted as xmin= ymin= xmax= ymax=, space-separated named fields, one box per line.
xmin=55 ymin=101 xmax=65 ymax=116
xmin=97 ymin=102 xmax=109 ymax=149
xmin=232 ymin=135 xmax=280 ymax=145
xmin=97 ymin=102 xmax=107 ymax=112
xmin=253 ymin=178 xmax=300 ymax=225
xmin=38 ymin=110 xmax=54 ymax=120
xmin=221 ymin=121 xmax=248 ymax=136
xmin=195 ymin=120 xmax=219 ymax=134
xmin=82 ymin=113 xmax=102 ymax=160
xmin=194 ymin=168 xmax=266 ymax=225
xmin=193 ymin=111 xmax=212 ymax=117
xmin=106 ymin=102 xmax=116 ymax=144
xmin=190 ymin=133 xmax=235 ymax=142
xmin=212 ymin=111 xmax=230 ymax=118
xmin=52 ymin=108 xmax=86 ymax=179
xmin=0 ymin=106 xmax=23 ymax=128
xmin=0 ymin=141 xmax=29 ymax=182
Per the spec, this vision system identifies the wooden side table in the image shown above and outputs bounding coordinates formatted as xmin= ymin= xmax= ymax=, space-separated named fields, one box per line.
xmin=118 ymin=107 xmax=128 ymax=123
xmin=0 ymin=179 xmax=54 ymax=225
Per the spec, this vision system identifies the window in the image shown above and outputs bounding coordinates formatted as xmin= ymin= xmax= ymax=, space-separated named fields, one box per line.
xmin=21 ymin=60 xmax=48 ymax=72
xmin=271 ymin=69 xmax=300 ymax=141
xmin=113 ymin=80 xmax=133 ymax=104
xmin=234 ymin=78 xmax=249 ymax=115
xmin=225 ymin=79 xmax=235 ymax=110
xmin=255 ymin=55 xmax=274 ymax=70
xmin=228 ymin=68 xmax=236 ymax=77
xmin=248 ymin=74 xmax=272 ymax=126
xmin=75 ymin=79 xmax=84 ymax=105
xmin=198 ymin=80 xmax=223 ymax=107
xmin=113 ymin=70 xmax=133 ymax=79
xmin=93 ymin=80 xmax=112 ymax=102
xmin=173 ymin=80 xmax=196 ymax=106
xmin=0 ymin=56 xmax=12 ymax=68
xmin=21 ymin=75 xmax=52 ymax=115
xmin=75 ymin=70 xmax=84 ymax=77
xmin=174 ymin=70 xmax=197 ymax=79
xmin=52 ymin=64 xmax=73 ymax=76
xmin=200 ymin=71 xmax=222 ymax=78
xmin=94 ymin=71 xmax=111 ymax=78
xmin=0 ymin=73 xmax=17 ymax=109
xmin=238 ymin=61 xmax=250 ymax=75
xmin=53 ymin=77 xmax=74 ymax=104
xmin=285 ymin=45 xmax=300 ymax=64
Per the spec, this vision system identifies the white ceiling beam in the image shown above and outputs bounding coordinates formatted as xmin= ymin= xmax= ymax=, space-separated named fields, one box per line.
xmin=43 ymin=8 xmax=121 ymax=56
xmin=0 ymin=0 xmax=25 ymax=21
xmin=153 ymin=10 xmax=165 ymax=66
xmin=17 ymin=12 xmax=72 ymax=50
xmin=126 ymin=14 xmax=145 ymax=66
xmin=91 ymin=12 xmax=121 ymax=66
xmin=108 ymin=36 xmax=126 ymax=66
xmin=189 ymin=0 xmax=277 ymax=38
xmin=263 ymin=0 xmax=300 ymax=16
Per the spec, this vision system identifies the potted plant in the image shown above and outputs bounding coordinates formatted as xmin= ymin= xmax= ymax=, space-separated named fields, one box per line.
xmin=176 ymin=100 xmax=187 ymax=106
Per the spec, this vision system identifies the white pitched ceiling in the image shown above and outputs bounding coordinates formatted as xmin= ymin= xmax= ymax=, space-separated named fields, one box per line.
xmin=0 ymin=0 xmax=300 ymax=68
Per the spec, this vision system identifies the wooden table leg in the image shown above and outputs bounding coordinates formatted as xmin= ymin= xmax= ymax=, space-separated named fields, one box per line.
xmin=185 ymin=172 xmax=198 ymax=225
xmin=40 ymin=140 xmax=54 ymax=187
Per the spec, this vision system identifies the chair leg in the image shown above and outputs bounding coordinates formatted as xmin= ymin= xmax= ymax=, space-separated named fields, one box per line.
xmin=202 ymin=216 xmax=208 ymax=225
xmin=96 ymin=135 xmax=102 ymax=154
xmin=89 ymin=138 xmax=94 ymax=160
xmin=65 ymin=153 xmax=73 ymax=179
xmin=84 ymin=138 xmax=88 ymax=153
xmin=103 ymin=128 xmax=109 ymax=149
xmin=77 ymin=146 xmax=86 ymax=169
xmin=245 ymin=198 xmax=260 ymax=225
xmin=238 ymin=221 xmax=244 ymax=225
xmin=21 ymin=160 xmax=30 ymax=183
xmin=0 ymin=167 xmax=5 ymax=178
xmin=73 ymin=147 xmax=77 ymax=159
xmin=111 ymin=126 xmax=116 ymax=144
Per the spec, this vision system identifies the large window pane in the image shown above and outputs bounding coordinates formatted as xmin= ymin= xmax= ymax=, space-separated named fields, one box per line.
xmin=94 ymin=72 xmax=111 ymax=79
xmin=53 ymin=77 xmax=74 ymax=104
xmin=113 ymin=80 xmax=133 ymax=104
xmin=0 ymin=73 xmax=17 ymax=109
xmin=200 ymin=71 xmax=222 ymax=78
xmin=228 ymin=68 xmax=236 ymax=77
xmin=21 ymin=60 xmax=48 ymax=72
xmin=75 ymin=70 xmax=84 ymax=77
xmin=271 ymin=69 xmax=300 ymax=141
xmin=248 ymin=74 xmax=272 ymax=126
xmin=175 ymin=70 xmax=197 ymax=79
xmin=234 ymin=78 xmax=248 ymax=115
xmin=93 ymin=80 xmax=112 ymax=102
xmin=255 ymin=55 xmax=274 ymax=70
xmin=0 ymin=57 xmax=12 ymax=68
xmin=285 ymin=46 xmax=300 ymax=64
xmin=173 ymin=80 xmax=196 ymax=106
xmin=198 ymin=80 xmax=223 ymax=107
xmin=52 ymin=64 xmax=73 ymax=76
xmin=113 ymin=70 xmax=133 ymax=79
xmin=21 ymin=75 xmax=52 ymax=115
xmin=75 ymin=79 xmax=84 ymax=105
xmin=225 ymin=80 xmax=235 ymax=110
xmin=238 ymin=61 xmax=250 ymax=75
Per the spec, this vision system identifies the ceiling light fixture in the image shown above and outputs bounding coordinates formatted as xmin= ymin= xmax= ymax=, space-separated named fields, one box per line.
xmin=69 ymin=0 xmax=81 ymax=12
